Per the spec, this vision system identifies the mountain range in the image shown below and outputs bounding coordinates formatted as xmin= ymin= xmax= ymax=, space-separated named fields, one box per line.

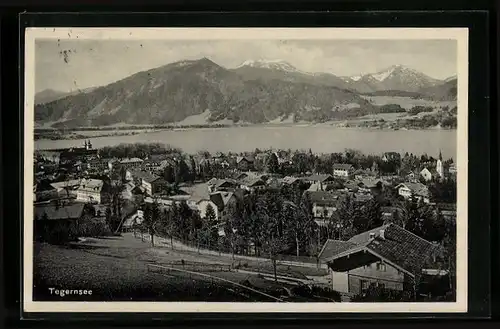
xmin=35 ymin=58 xmax=457 ymax=128
xmin=35 ymin=87 xmax=98 ymax=105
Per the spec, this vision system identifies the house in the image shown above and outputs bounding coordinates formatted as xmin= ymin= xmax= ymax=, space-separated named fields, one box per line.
xmin=75 ymin=179 xmax=110 ymax=204
xmin=436 ymin=203 xmax=457 ymax=220
xmin=420 ymin=167 xmax=440 ymax=182
xmin=353 ymin=193 xmax=374 ymax=204
xmin=34 ymin=202 xmax=90 ymax=241
xmin=357 ymin=178 xmax=384 ymax=194
xmin=209 ymin=191 xmax=237 ymax=222
xmin=207 ymin=178 xmax=240 ymax=193
xmin=273 ymin=150 xmax=291 ymax=165
xmin=239 ymin=177 xmax=266 ymax=192
xmin=197 ymin=199 xmax=220 ymax=221
xmin=121 ymin=210 xmax=144 ymax=232
xmin=305 ymin=174 xmax=335 ymax=191
xmin=141 ymin=158 xmax=164 ymax=172
xmin=282 ymin=176 xmax=301 ymax=186
xmin=382 ymin=152 xmax=401 ymax=163
xmin=87 ymin=158 xmax=112 ymax=173
xmin=395 ymin=182 xmax=431 ymax=203
xmin=405 ymin=171 xmax=418 ymax=183
xmin=353 ymin=169 xmax=375 ymax=180
xmin=306 ymin=191 xmax=341 ymax=223
xmin=119 ymin=157 xmax=144 ymax=169
xmin=332 ymin=164 xmax=355 ymax=178
xmin=318 ymin=223 xmax=442 ymax=295
xmin=236 ymin=156 xmax=255 ymax=171
xmin=447 ymin=163 xmax=457 ymax=175
xmin=50 ymin=179 xmax=82 ymax=198
xmin=130 ymin=170 xmax=166 ymax=196
xmin=380 ymin=206 xmax=402 ymax=223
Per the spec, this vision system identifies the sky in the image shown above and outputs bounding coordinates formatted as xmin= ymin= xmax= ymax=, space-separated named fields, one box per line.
xmin=35 ymin=39 xmax=457 ymax=93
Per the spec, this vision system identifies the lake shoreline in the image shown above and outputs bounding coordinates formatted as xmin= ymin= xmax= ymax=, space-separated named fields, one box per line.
xmin=33 ymin=125 xmax=457 ymax=161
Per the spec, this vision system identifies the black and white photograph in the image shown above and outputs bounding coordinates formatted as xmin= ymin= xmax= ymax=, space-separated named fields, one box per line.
xmin=23 ymin=28 xmax=468 ymax=313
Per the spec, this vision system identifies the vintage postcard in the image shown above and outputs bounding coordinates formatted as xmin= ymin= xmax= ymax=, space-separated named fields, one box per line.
xmin=24 ymin=27 xmax=468 ymax=313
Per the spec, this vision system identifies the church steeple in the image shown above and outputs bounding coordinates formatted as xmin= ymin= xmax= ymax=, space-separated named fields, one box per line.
xmin=436 ymin=150 xmax=444 ymax=178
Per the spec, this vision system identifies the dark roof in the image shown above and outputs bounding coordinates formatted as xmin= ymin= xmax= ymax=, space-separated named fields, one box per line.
xmin=396 ymin=182 xmax=430 ymax=197
xmin=324 ymin=223 xmax=438 ymax=277
xmin=130 ymin=170 xmax=160 ymax=183
xmin=306 ymin=191 xmax=341 ymax=205
xmin=209 ymin=192 xmax=235 ymax=210
xmin=232 ymin=172 xmax=249 ymax=180
xmin=306 ymin=174 xmax=334 ymax=182
xmin=35 ymin=203 xmax=85 ymax=220
xmin=333 ymin=163 xmax=355 ymax=171
xmin=236 ymin=156 xmax=254 ymax=164
xmin=240 ymin=177 xmax=266 ymax=187
xmin=319 ymin=240 xmax=357 ymax=260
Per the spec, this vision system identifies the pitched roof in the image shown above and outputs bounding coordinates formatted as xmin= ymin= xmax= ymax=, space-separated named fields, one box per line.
xmin=306 ymin=191 xmax=341 ymax=205
xmin=130 ymin=170 xmax=160 ymax=183
xmin=77 ymin=179 xmax=105 ymax=192
xmin=240 ymin=177 xmax=266 ymax=187
xmin=35 ymin=203 xmax=85 ymax=220
xmin=282 ymin=176 xmax=300 ymax=184
xmin=332 ymin=163 xmax=355 ymax=171
xmin=236 ymin=156 xmax=254 ymax=164
xmin=396 ymin=182 xmax=430 ymax=197
xmin=120 ymin=157 xmax=144 ymax=164
xmin=210 ymin=191 xmax=235 ymax=211
xmin=50 ymin=179 xmax=82 ymax=190
xmin=323 ymin=223 xmax=438 ymax=277
xmin=306 ymin=174 xmax=334 ymax=182
xmin=359 ymin=178 xmax=383 ymax=188
xmin=318 ymin=240 xmax=357 ymax=260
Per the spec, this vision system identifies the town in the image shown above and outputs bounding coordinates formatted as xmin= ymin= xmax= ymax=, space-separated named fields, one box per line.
xmin=33 ymin=140 xmax=457 ymax=302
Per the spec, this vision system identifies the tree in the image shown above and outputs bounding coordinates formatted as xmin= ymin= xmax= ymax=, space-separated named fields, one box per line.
xmin=284 ymin=193 xmax=315 ymax=257
xmin=205 ymin=203 xmax=217 ymax=222
xmin=104 ymin=207 xmax=112 ymax=231
xmin=332 ymin=195 xmax=359 ymax=240
xmin=163 ymin=165 xmax=175 ymax=183
xmin=189 ymin=156 xmax=197 ymax=182
xmin=177 ymin=201 xmax=193 ymax=241
xmin=143 ymin=200 xmax=161 ymax=247
xmin=266 ymin=153 xmax=279 ymax=174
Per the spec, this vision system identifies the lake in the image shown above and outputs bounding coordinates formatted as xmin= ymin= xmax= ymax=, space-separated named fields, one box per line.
xmin=34 ymin=125 xmax=457 ymax=160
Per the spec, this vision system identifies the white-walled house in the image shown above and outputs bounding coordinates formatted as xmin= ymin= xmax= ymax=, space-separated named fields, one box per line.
xmin=395 ymin=182 xmax=430 ymax=203
xmin=319 ymin=224 xmax=442 ymax=296
xmin=197 ymin=199 xmax=219 ymax=220
xmin=332 ymin=164 xmax=355 ymax=178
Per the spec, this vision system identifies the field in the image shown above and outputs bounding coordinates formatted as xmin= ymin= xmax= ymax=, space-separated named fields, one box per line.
xmin=33 ymin=234 xmax=337 ymax=302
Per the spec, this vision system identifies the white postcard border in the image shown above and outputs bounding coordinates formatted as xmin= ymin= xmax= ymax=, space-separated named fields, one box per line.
xmin=23 ymin=27 xmax=468 ymax=313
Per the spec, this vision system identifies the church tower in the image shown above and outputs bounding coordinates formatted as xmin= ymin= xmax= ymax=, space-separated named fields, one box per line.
xmin=436 ymin=150 xmax=444 ymax=178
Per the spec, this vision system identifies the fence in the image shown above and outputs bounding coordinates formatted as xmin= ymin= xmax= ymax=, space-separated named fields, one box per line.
xmin=134 ymin=231 xmax=328 ymax=271
xmin=146 ymin=263 xmax=285 ymax=302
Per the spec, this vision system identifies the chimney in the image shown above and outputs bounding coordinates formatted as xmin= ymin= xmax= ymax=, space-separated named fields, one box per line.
xmin=379 ymin=229 xmax=385 ymax=240
xmin=369 ymin=232 xmax=375 ymax=239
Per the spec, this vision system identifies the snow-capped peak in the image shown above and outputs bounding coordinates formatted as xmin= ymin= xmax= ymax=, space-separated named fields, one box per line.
xmin=237 ymin=59 xmax=305 ymax=74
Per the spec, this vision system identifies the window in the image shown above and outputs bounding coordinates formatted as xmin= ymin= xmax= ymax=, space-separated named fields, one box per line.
xmin=360 ymin=280 xmax=369 ymax=291
xmin=376 ymin=263 xmax=387 ymax=272
xmin=377 ymin=283 xmax=385 ymax=289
